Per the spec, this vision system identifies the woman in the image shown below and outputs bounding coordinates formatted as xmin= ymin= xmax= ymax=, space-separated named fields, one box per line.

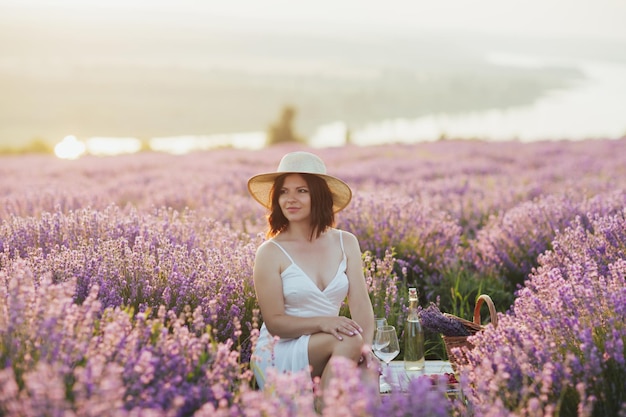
xmin=248 ymin=151 xmax=380 ymax=397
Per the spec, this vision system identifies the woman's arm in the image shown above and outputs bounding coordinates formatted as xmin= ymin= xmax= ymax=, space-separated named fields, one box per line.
xmin=343 ymin=231 xmax=375 ymax=344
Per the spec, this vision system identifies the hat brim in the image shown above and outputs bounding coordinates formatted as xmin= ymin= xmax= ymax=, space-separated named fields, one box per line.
xmin=248 ymin=172 xmax=352 ymax=213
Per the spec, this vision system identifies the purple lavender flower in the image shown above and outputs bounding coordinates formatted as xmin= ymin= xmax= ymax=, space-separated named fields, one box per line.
xmin=419 ymin=303 xmax=470 ymax=337
xmin=2 ymin=139 xmax=626 ymax=415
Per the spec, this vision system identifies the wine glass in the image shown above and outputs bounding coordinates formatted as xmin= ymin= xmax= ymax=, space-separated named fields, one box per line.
xmin=374 ymin=317 xmax=387 ymax=332
xmin=373 ymin=318 xmax=391 ymax=391
xmin=373 ymin=325 xmax=400 ymax=370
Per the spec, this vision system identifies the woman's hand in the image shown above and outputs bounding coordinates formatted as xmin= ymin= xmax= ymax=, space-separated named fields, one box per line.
xmin=358 ymin=345 xmax=381 ymax=372
xmin=320 ymin=316 xmax=363 ymax=340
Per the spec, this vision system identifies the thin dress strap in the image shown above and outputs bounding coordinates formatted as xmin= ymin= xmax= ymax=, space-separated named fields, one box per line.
xmin=270 ymin=240 xmax=295 ymax=264
xmin=339 ymin=230 xmax=345 ymax=257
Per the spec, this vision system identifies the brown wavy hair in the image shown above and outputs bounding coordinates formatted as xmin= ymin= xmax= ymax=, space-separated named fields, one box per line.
xmin=267 ymin=173 xmax=335 ymax=240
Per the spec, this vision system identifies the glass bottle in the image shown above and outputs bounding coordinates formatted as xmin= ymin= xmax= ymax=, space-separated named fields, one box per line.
xmin=404 ymin=287 xmax=425 ymax=371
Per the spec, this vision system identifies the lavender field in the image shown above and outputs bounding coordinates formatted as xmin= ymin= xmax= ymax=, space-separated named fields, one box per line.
xmin=1 ymin=139 xmax=625 ymax=416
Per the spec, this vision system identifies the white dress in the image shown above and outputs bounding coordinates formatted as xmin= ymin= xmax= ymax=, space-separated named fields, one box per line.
xmin=251 ymin=231 xmax=349 ymax=389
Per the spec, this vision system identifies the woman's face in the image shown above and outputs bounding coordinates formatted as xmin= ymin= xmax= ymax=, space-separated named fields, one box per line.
xmin=278 ymin=174 xmax=311 ymax=222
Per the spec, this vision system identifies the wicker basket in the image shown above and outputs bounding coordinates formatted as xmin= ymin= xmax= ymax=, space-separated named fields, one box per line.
xmin=441 ymin=294 xmax=498 ymax=371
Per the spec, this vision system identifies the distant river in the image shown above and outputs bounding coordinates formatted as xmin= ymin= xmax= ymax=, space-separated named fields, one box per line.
xmin=310 ymin=56 xmax=626 ymax=147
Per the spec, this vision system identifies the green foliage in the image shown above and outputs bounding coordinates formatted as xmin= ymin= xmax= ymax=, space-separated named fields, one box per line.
xmin=266 ymin=105 xmax=305 ymax=145
xmin=433 ymin=265 xmax=513 ymax=321
xmin=419 ymin=265 xmax=515 ymax=360
xmin=0 ymin=138 xmax=53 ymax=155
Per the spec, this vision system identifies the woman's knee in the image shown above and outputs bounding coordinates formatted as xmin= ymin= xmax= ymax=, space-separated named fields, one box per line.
xmin=332 ymin=332 xmax=365 ymax=360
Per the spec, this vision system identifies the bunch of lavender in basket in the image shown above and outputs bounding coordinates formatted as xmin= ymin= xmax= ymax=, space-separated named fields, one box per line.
xmin=418 ymin=303 xmax=470 ymax=337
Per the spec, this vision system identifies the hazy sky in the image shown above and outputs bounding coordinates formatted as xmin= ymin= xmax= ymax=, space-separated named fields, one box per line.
xmin=2 ymin=0 xmax=626 ymax=42
xmin=1 ymin=0 xmax=625 ymax=147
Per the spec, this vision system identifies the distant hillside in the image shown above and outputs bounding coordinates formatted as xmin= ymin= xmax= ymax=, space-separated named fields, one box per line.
xmin=2 ymin=15 xmax=622 ymax=146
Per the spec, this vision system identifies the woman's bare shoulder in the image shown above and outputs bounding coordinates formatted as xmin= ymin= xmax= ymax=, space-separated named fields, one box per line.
xmin=257 ymin=238 xmax=292 ymax=264
xmin=334 ymin=228 xmax=361 ymax=252
xmin=256 ymin=239 xmax=278 ymax=257
xmin=253 ymin=240 xmax=287 ymax=280
xmin=335 ymin=228 xmax=358 ymax=242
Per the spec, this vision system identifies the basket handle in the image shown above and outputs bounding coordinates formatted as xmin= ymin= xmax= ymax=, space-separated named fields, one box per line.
xmin=473 ymin=294 xmax=498 ymax=328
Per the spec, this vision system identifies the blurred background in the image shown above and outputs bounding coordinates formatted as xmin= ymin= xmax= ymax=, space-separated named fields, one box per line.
xmin=1 ymin=0 xmax=625 ymax=157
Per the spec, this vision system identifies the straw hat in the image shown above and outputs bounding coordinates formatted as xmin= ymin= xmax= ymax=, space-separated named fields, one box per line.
xmin=247 ymin=151 xmax=352 ymax=213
